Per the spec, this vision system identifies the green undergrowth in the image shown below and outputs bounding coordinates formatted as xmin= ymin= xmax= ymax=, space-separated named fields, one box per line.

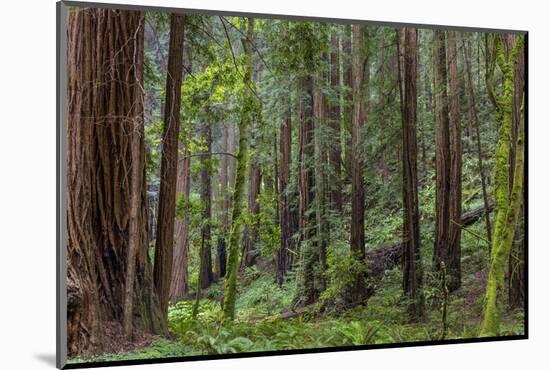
xmin=70 ymin=218 xmax=523 ymax=364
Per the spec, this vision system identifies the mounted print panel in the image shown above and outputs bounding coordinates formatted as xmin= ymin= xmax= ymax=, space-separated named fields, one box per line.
xmin=56 ymin=1 xmax=527 ymax=368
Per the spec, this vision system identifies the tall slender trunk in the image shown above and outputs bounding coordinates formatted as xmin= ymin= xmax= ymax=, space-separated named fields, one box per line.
xmin=223 ymin=18 xmax=255 ymax=322
xmin=153 ymin=13 xmax=186 ymax=317
xmin=170 ymin=47 xmax=192 ymax=302
xmin=508 ymin=40 xmax=526 ymax=308
xmin=216 ymin=123 xmax=230 ymax=279
xmin=447 ymin=31 xmax=463 ymax=292
xmin=421 ymin=53 xmax=432 ymax=179
xmin=277 ymin=96 xmax=292 ymax=286
xmin=296 ymin=74 xmax=317 ymax=306
xmin=342 ymin=25 xmax=353 ymax=181
xmin=433 ymin=31 xmax=452 ymax=271
xmin=314 ymin=59 xmax=329 ymax=293
xmin=242 ymin=153 xmax=261 ymax=268
xmin=397 ymin=27 xmax=425 ymax=320
xmin=169 ymin=149 xmax=191 ymax=301
xmin=350 ymin=24 xmax=368 ymax=304
xmin=66 ymin=8 xmax=165 ymax=356
xmin=329 ymin=31 xmax=343 ymax=213
xmin=199 ymin=120 xmax=214 ymax=289
xmin=464 ymin=39 xmax=492 ymax=244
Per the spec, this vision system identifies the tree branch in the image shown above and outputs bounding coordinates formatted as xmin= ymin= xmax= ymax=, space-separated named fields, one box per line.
xmin=179 ymin=151 xmax=238 ymax=161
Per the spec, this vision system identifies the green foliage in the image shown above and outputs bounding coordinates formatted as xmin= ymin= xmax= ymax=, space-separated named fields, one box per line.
xmin=320 ymin=241 xmax=365 ymax=306
xmin=335 ymin=321 xmax=380 ymax=345
xmin=236 ymin=268 xmax=295 ymax=318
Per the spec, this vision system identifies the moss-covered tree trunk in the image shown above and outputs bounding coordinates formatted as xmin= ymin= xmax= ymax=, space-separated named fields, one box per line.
xmin=223 ymin=18 xmax=255 ymax=322
xmin=480 ymin=34 xmax=524 ymax=337
xmin=66 ymin=8 xmax=165 ymax=356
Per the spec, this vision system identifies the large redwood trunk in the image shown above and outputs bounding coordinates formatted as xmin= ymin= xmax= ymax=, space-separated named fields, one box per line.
xmin=66 ymin=8 xmax=164 ymax=357
xmin=398 ymin=28 xmax=425 ymax=319
xmin=153 ymin=14 xmax=186 ymax=316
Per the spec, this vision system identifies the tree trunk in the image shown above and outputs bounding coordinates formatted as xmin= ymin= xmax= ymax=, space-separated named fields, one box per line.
xmin=296 ymin=73 xmax=317 ymax=307
xmin=342 ymin=25 xmax=353 ymax=181
xmin=314 ymin=62 xmax=329 ymax=293
xmin=228 ymin=123 xmax=237 ymax=195
xmin=169 ymin=47 xmax=192 ymax=302
xmin=508 ymin=204 xmax=525 ymax=308
xmin=464 ymin=39 xmax=492 ymax=245
xmin=507 ymin=39 xmax=525 ymax=308
xmin=329 ymin=31 xmax=343 ymax=213
xmin=433 ymin=30 xmax=452 ymax=272
xmin=480 ymin=35 xmax=524 ymax=337
xmin=66 ymin=8 xmax=165 ymax=356
xmin=350 ymin=24 xmax=368 ymax=304
xmin=216 ymin=123 xmax=230 ymax=279
xmin=169 ymin=148 xmax=191 ymax=301
xmin=122 ymin=28 xmax=146 ymax=338
xmin=223 ymin=18 xmax=255 ymax=322
xmin=242 ymin=153 xmax=261 ymax=268
xmin=397 ymin=27 xmax=425 ymax=320
xmin=277 ymin=95 xmax=293 ymax=286
xmin=447 ymin=31 xmax=463 ymax=292
xmin=153 ymin=13 xmax=186 ymax=317
xmin=199 ymin=120 xmax=214 ymax=289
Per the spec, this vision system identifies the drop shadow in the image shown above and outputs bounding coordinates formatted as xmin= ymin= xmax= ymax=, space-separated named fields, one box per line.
xmin=34 ymin=353 xmax=57 ymax=367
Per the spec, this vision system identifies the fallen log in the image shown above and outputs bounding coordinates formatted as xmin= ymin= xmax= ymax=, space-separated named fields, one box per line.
xmin=364 ymin=202 xmax=494 ymax=295
xmin=460 ymin=200 xmax=494 ymax=227
xmin=272 ymin=202 xmax=495 ymax=318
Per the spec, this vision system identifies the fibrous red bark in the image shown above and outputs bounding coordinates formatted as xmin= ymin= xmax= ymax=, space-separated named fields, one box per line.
xmin=66 ymin=8 xmax=164 ymax=356
xmin=153 ymin=13 xmax=186 ymax=316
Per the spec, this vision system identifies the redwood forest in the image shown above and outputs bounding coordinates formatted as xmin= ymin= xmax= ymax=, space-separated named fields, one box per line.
xmin=65 ymin=6 xmax=526 ymax=364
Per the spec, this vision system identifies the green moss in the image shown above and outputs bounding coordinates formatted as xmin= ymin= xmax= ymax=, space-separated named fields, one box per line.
xmin=480 ymin=35 xmax=524 ymax=337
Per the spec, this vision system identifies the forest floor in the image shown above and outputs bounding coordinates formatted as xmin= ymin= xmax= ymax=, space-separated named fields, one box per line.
xmin=68 ymin=239 xmax=525 ymax=364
